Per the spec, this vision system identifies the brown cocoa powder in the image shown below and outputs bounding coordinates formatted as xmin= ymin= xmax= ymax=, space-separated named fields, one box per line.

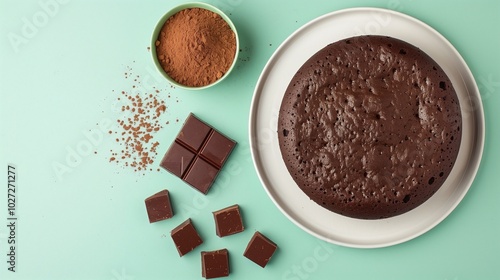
xmin=108 ymin=65 xmax=179 ymax=173
xmin=155 ymin=8 xmax=236 ymax=87
xmin=109 ymin=90 xmax=164 ymax=172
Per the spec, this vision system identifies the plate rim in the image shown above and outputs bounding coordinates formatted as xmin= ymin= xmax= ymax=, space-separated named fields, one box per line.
xmin=248 ymin=7 xmax=485 ymax=248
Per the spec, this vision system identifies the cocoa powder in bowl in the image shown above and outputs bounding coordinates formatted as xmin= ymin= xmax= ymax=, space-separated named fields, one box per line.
xmin=155 ymin=7 xmax=237 ymax=88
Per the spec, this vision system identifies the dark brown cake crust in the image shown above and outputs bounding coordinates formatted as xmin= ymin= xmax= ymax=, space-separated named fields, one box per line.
xmin=278 ymin=35 xmax=462 ymax=219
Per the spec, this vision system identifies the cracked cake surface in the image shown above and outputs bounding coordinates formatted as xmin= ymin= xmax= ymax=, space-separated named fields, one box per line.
xmin=278 ymin=35 xmax=462 ymax=219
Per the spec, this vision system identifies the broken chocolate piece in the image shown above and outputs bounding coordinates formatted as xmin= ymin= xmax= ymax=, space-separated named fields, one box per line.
xmin=145 ymin=189 xmax=173 ymax=223
xmin=160 ymin=113 xmax=236 ymax=194
xmin=171 ymin=218 xmax=203 ymax=256
xmin=202 ymin=249 xmax=229 ymax=279
xmin=213 ymin=204 xmax=244 ymax=237
xmin=243 ymin=231 xmax=277 ymax=268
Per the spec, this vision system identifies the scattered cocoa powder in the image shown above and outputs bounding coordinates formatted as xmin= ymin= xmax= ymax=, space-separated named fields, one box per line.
xmin=108 ymin=65 xmax=178 ymax=173
xmin=155 ymin=8 xmax=237 ymax=87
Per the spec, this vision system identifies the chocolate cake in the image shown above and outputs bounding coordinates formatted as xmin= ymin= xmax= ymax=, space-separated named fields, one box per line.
xmin=278 ymin=35 xmax=462 ymax=219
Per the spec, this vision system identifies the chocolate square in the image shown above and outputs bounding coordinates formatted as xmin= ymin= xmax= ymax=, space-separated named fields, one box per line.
xmin=201 ymin=249 xmax=229 ymax=279
xmin=177 ymin=113 xmax=212 ymax=151
xmin=160 ymin=113 xmax=236 ymax=194
xmin=213 ymin=204 xmax=244 ymax=237
xmin=243 ymin=231 xmax=277 ymax=268
xmin=145 ymin=189 xmax=173 ymax=223
xmin=183 ymin=157 xmax=220 ymax=194
xmin=171 ymin=218 xmax=203 ymax=257
xmin=201 ymin=130 xmax=236 ymax=168
xmin=160 ymin=142 xmax=195 ymax=177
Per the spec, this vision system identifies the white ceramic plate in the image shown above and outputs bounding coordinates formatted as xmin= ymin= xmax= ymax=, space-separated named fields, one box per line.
xmin=249 ymin=7 xmax=484 ymax=248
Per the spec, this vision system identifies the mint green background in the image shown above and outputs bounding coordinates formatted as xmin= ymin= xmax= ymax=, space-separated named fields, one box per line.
xmin=1 ymin=0 xmax=499 ymax=279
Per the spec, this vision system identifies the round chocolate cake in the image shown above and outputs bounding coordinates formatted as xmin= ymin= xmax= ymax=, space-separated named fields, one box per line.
xmin=278 ymin=35 xmax=462 ymax=219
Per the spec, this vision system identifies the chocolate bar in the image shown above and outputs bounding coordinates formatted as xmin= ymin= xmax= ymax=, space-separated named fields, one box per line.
xmin=160 ymin=114 xmax=236 ymax=194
